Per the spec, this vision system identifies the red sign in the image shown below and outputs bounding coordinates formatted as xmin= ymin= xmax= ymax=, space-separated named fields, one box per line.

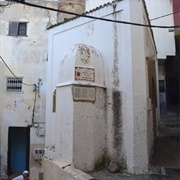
xmin=173 ymin=0 xmax=180 ymax=26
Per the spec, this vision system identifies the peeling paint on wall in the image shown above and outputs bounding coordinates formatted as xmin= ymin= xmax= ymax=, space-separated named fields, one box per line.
xmin=0 ymin=1 xmax=57 ymax=178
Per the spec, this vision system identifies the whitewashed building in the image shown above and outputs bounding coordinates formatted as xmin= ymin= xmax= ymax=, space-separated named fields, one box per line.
xmin=43 ymin=0 xmax=159 ymax=179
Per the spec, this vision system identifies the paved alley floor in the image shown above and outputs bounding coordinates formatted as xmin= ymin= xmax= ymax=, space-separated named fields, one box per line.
xmin=89 ymin=169 xmax=180 ymax=180
xmin=151 ymin=119 xmax=180 ymax=169
xmin=90 ymin=119 xmax=180 ymax=180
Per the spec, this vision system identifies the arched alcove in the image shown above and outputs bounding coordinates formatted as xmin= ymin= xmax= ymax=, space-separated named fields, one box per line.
xmin=55 ymin=44 xmax=106 ymax=172
xmin=58 ymin=43 xmax=105 ymax=88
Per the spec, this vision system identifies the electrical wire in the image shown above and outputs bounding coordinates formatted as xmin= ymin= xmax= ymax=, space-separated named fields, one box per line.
xmin=0 ymin=55 xmax=35 ymax=87
xmin=151 ymin=10 xmax=180 ymax=21
xmin=0 ymin=55 xmax=37 ymax=124
xmin=32 ymin=84 xmax=37 ymax=124
xmin=7 ymin=0 xmax=180 ymax=29
xmin=0 ymin=4 xmax=9 ymax=7
xmin=0 ymin=2 xmax=12 ymax=13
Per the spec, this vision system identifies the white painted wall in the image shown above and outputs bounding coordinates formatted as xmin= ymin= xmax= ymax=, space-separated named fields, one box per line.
xmin=45 ymin=0 xmax=157 ymax=175
xmin=145 ymin=0 xmax=175 ymax=59
xmin=46 ymin=4 xmax=122 ymax=170
xmin=73 ymin=87 xmax=106 ymax=171
xmin=85 ymin=0 xmax=112 ymax=11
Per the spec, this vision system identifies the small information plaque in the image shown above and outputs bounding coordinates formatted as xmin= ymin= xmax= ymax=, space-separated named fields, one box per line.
xmin=75 ymin=67 xmax=95 ymax=82
xmin=73 ymin=86 xmax=96 ymax=102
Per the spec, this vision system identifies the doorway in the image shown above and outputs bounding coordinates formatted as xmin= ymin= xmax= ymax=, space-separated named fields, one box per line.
xmin=8 ymin=127 xmax=30 ymax=175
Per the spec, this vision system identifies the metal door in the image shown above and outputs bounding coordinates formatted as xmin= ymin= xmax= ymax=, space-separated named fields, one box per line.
xmin=8 ymin=127 xmax=30 ymax=174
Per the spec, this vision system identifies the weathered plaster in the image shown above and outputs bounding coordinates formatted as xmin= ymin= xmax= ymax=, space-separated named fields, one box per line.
xmin=0 ymin=2 xmax=57 ymax=178
xmin=45 ymin=0 xmax=158 ymax=177
xmin=30 ymin=143 xmax=44 ymax=180
xmin=57 ymin=0 xmax=85 ymax=22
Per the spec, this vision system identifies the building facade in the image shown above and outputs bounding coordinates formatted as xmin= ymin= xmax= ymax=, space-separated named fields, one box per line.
xmin=43 ymin=0 xmax=159 ymax=179
xmin=0 ymin=0 xmax=86 ymax=179
xmin=146 ymin=0 xmax=180 ymax=119
xmin=0 ymin=1 xmax=59 ymax=179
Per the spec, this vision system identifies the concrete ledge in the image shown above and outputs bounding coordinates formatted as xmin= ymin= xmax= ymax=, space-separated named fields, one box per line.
xmin=42 ymin=157 xmax=96 ymax=180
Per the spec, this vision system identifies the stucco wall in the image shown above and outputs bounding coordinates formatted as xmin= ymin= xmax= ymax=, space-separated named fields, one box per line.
xmin=55 ymin=86 xmax=74 ymax=163
xmin=73 ymin=88 xmax=106 ymax=171
xmin=46 ymin=5 xmax=123 ymax=170
xmin=46 ymin=0 xmax=157 ymax=174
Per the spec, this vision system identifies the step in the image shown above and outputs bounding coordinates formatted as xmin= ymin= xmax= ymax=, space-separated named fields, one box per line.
xmin=150 ymin=166 xmax=180 ymax=176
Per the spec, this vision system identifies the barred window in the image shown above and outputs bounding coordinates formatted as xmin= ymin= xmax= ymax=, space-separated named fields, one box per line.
xmin=6 ymin=77 xmax=23 ymax=92
xmin=8 ymin=21 xmax=27 ymax=37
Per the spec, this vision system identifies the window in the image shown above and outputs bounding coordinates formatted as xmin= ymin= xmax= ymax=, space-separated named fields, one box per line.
xmin=52 ymin=89 xmax=56 ymax=112
xmin=6 ymin=77 xmax=23 ymax=92
xmin=8 ymin=21 xmax=27 ymax=36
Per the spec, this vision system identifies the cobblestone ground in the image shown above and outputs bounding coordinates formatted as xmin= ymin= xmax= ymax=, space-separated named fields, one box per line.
xmin=89 ymin=170 xmax=180 ymax=180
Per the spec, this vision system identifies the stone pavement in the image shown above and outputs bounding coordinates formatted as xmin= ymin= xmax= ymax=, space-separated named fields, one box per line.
xmin=151 ymin=120 xmax=180 ymax=169
xmin=89 ymin=170 xmax=180 ymax=180
xmin=89 ymin=119 xmax=180 ymax=180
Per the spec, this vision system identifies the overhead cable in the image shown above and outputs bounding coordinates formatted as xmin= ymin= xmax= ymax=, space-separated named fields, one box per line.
xmin=6 ymin=0 xmax=180 ymax=29
xmin=0 ymin=56 xmax=35 ymax=87
xmin=151 ymin=10 xmax=180 ymax=21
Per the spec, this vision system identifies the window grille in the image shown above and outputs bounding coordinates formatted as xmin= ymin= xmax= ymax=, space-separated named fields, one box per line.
xmin=6 ymin=77 xmax=23 ymax=92
xmin=8 ymin=21 xmax=27 ymax=36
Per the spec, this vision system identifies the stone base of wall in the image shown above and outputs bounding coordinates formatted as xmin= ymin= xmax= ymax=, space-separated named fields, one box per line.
xmin=42 ymin=157 xmax=94 ymax=180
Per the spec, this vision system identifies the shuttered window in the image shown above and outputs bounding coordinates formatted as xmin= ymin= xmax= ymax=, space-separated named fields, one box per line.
xmin=8 ymin=21 xmax=27 ymax=36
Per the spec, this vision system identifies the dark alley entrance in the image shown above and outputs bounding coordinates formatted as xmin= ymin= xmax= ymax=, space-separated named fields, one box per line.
xmin=151 ymin=36 xmax=180 ymax=175
xmin=151 ymin=119 xmax=180 ymax=171
xmin=8 ymin=127 xmax=30 ymax=175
